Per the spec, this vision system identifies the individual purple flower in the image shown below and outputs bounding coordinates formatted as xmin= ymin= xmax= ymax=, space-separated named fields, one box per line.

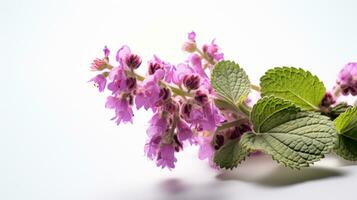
xmin=135 ymin=70 xmax=164 ymax=110
xmin=145 ymin=135 xmax=162 ymax=160
xmin=107 ymin=67 xmax=128 ymax=94
xmin=105 ymin=96 xmax=133 ymax=125
xmin=188 ymin=31 xmax=196 ymax=42
xmin=183 ymin=74 xmax=201 ymax=90
xmin=189 ymin=54 xmax=208 ymax=78
xmin=336 ymin=62 xmax=357 ymax=96
xmin=103 ymin=45 xmax=110 ymax=58
xmin=144 ymin=113 xmax=168 ymax=160
xmin=148 ymin=55 xmax=175 ymax=83
xmin=320 ymin=92 xmax=336 ymax=107
xmin=146 ymin=113 xmax=168 ymax=137
xmin=156 ymin=144 xmax=177 ymax=169
xmin=202 ymin=39 xmax=224 ymax=62
xmin=187 ymin=103 xmax=223 ymax=132
xmin=197 ymin=136 xmax=216 ymax=166
xmin=89 ymin=74 xmax=107 ymax=92
xmin=177 ymin=119 xmax=193 ymax=142
xmin=172 ymin=63 xmax=194 ymax=85
xmin=116 ymin=45 xmax=131 ymax=67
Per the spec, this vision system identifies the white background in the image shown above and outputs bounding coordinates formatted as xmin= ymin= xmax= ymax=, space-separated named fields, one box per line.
xmin=1 ymin=0 xmax=357 ymax=199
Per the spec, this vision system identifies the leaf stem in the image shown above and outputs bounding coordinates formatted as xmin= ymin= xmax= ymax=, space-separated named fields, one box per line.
xmin=216 ymin=118 xmax=249 ymax=132
xmin=195 ymin=47 xmax=216 ymax=66
xmin=238 ymin=102 xmax=252 ymax=117
xmin=250 ymin=84 xmax=261 ymax=92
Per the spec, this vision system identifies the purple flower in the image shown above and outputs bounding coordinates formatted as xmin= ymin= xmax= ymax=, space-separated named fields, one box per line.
xmin=183 ymin=74 xmax=201 ymax=90
xmin=116 ymin=45 xmax=131 ymax=67
xmin=148 ymin=55 xmax=175 ymax=83
xmin=177 ymin=119 xmax=193 ymax=142
xmin=320 ymin=92 xmax=336 ymax=107
xmin=197 ymin=136 xmax=214 ymax=160
xmin=125 ymin=54 xmax=142 ymax=69
xmin=197 ymin=136 xmax=217 ymax=168
xmin=105 ymin=96 xmax=133 ymax=125
xmin=146 ymin=113 xmax=168 ymax=137
xmin=188 ymin=31 xmax=196 ymax=42
xmin=103 ymin=45 xmax=110 ymax=58
xmin=189 ymin=54 xmax=207 ymax=78
xmin=145 ymin=135 xmax=162 ymax=160
xmin=89 ymin=74 xmax=107 ymax=92
xmin=156 ymin=144 xmax=177 ymax=169
xmin=337 ymin=62 xmax=357 ymax=96
xmin=135 ymin=69 xmax=164 ymax=110
xmin=144 ymin=113 xmax=168 ymax=160
xmin=203 ymin=39 xmax=224 ymax=62
xmin=184 ymin=103 xmax=223 ymax=132
xmin=172 ymin=63 xmax=194 ymax=85
xmin=107 ymin=67 xmax=127 ymax=94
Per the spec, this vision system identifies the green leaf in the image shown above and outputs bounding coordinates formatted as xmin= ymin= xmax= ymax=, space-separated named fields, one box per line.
xmin=260 ymin=67 xmax=325 ymax=110
xmin=333 ymin=106 xmax=357 ymax=161
xmin=329 ymin=102 xmax=352 ymax=120
xmin=214 ymin=138 xmax=250 ymax=169
xmin=211 ymin=61 xmax=250 ymax=105
xmin=335 ymin=106 xmax=357 ymax=140
xmin=334 ymin=135 xmax=357 ymax=161
xmin=243 ymin=96 xmax=337 ymax=169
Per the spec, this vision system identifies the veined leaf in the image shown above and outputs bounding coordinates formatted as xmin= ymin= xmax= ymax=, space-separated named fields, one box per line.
xmin=211 ymin=61 xmax=250 ymax=106
xmin=260 ymin=67 xmax=325 ymax=110
xmin=243 ymin=96 xmax=337 ymax=169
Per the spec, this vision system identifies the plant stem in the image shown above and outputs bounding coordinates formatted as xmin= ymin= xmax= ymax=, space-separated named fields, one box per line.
xmin=195 ymin=48 xmax=215 ymax=65
xmin=216 ymin=118 xmax=249 ymax=132
xmin=250 ymin=84 xmax=261 ymax=92
xmin=238 ymin=102 xmax=252 ymax=117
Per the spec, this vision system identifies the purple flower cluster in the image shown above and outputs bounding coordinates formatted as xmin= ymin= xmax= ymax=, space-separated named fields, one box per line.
xmin=89 ymin=32 xmax=232 ymax=169
xmin=336 ymin=62 xmax=357 ymax=96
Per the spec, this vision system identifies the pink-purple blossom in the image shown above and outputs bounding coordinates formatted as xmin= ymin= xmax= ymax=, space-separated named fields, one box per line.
xmin=89 ymin=74 xmax=107 ymax=92
xmin=156 ymin=144 xmax=177 ymax=169
xmin=337 ymin=62 xmax=357 ymax=96
xmin=105 ymin=96 xmax=133 ymax=125
xmin=89 ymin=34 xmax=227 ymax=170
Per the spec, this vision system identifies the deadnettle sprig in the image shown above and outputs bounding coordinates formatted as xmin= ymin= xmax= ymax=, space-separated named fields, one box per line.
xmin=89 ymin=32 xmax=357 ymax=170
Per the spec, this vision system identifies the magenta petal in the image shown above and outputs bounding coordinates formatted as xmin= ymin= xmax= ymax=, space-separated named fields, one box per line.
xmin=116 ymin=45 xmax=131 ymax=66
xmin=156 ymin=144 xmax=177 ymax=169
xmin=188 ymin=31 xmax=196 ymax=42
xmin=177 ymin=119 xmax=193 ymax=142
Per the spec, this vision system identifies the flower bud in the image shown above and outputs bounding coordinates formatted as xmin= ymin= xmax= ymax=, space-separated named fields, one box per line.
xmin=320 ymin=92 xmax=336 ymax=107
xmin=125 ymin=54 xmax=142 ymax=69
xmin=159 ymin=87 xmax=171 ymax=101
xmin=180 ymin=103 xmax=192 ymax=119
xmin=90 ymin=58 xmax=107 ymax=71
xmin=183 ymin=74 xmax=200 ymax=90
xmin=194 ymin=90 xmax=208 ymax=105
xmin=148 ymin=62 xmax=162 ymax=75
xmin=126 ymin=77 xmax=137 ymax=90
xmin=214 ymin=134 xmax=224 ymax=150
xmin=182 ymin=41 xmax=196 ymax=53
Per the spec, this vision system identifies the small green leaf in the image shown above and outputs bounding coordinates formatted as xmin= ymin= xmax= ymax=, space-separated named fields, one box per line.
xmin=211 ymin=61 xmax=250 ymax=105
xmin=335 ymin=106 xmax=357 ymax=140
xmin=214 ymin=138 xmax=250 ymax=169
xmin=260 ymin=67 xmax=325 ymax=110
xmin=244 ymin=96 xmax=337 ymax=169
xmin=329 ymin=102 xmax=352 ymax=120
xmin=334 ymin=135 xmax=357 ymax=161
